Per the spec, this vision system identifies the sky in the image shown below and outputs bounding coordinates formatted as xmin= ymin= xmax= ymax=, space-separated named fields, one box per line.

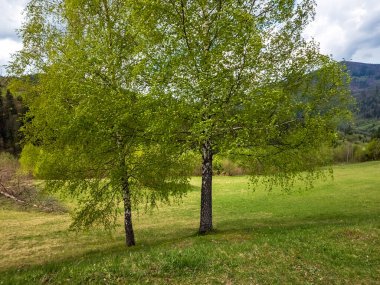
xmin=1 ymin=0 xmax=380 ymax=75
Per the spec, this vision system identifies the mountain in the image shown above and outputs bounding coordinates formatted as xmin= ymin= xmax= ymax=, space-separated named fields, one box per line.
xmin=344 ymin=61 xmax=380 ymax=119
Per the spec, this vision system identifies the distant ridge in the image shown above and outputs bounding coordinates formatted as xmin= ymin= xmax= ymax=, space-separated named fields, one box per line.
xmin=343 ymin=61 xmax=380 ymax=119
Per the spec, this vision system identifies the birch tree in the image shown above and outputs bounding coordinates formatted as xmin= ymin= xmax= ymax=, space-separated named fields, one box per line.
xmin=10 ymin=0 xmax=191 ymax=246
xmin=11 ymin=0 xmax=352 ymax=238
xmin=127 ymin=0 xmax=352 ymax=233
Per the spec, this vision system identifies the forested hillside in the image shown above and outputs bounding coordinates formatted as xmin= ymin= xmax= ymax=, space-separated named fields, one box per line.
xmin=0 ymin=77 xmax=25 ymax=154
xmin=345 ymin=61 xmax=380 ymax=119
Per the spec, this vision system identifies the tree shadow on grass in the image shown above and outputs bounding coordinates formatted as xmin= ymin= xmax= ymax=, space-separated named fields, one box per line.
xmin=213 ymin=211 xmax=378 ymax=235
xmin=1 ymin=210 xmax=378 ymax=284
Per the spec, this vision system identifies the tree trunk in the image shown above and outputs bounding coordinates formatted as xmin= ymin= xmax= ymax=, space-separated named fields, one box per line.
xmin=199 ymin=140 xmax=213 ymax=234
xmin=122 ymin=179 xmax=135 ymax=247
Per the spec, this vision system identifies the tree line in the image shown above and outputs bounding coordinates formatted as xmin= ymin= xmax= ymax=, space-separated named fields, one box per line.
xmin=0 ymin=88 xmax=25 ymax=155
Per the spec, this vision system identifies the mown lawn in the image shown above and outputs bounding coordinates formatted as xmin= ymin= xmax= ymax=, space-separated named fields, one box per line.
xmin=0 ymin=162 xmax=379 ymax=284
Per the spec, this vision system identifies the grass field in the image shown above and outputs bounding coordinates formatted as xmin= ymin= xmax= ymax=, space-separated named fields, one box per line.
xmin=0 ymin=162 xmax=379 ymax=284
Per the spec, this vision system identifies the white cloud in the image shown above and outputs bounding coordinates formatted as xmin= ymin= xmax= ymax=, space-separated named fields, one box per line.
xmin=0 ymin=0 xmax=28 ymax=72
xmin=304 ymin=0 xmax=380 ymax=63
xmin=0 ymin=38 xmax=22 ymax=74
xmin=0 ymin=0 xmax=27 ymax=39
xmin=352 ymin=46 xmax=380 ymax=63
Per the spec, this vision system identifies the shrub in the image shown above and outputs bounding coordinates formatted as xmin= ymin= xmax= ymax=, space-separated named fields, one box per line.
xmin=353 ymin=144 xmax=368 ymax=162
xmin=332 ymin=142 xmax=370 ymax=163
xmin=367 ymin=139 xmax=380 ymax=160
xmin=220 ymin=159 xmax=245 ymax=176
xmin=188 ymin=153 xmax=248 ymax=176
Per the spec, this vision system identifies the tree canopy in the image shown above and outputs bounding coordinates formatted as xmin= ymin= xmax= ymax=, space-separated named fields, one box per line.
xmin=10 ymin=0 xmax=352 ymax=239
xmin=11 ymin=0 xmax=192 ymax=246
xmin=124 ymin=0 xmax=352 ymax=232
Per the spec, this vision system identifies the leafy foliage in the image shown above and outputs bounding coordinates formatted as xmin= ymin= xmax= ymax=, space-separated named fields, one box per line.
xmin=10 ymin=0 xmax=192 ymax=238
xmin=9 ymin=0 xmax=353 ymax=235
xmin=127 ymin=0 xmax=352 ymax=188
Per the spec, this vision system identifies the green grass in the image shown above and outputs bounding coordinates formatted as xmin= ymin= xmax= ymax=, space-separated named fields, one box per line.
xmin=1 ymin=162 xmax=379 ymax=284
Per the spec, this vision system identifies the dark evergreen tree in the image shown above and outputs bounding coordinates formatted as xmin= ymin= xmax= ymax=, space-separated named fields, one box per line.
xmin=4 ymin=90 xmax=20 ymax=154
xmin=372 ymin=127 xmax=380 ymax=139
xmin=0 ymin=85 xmax=27 ymax=154
xmin=0 ymin=91 xmax=5 ymax=149
xmin=5 ymin=89 xmax=18 ymax=116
